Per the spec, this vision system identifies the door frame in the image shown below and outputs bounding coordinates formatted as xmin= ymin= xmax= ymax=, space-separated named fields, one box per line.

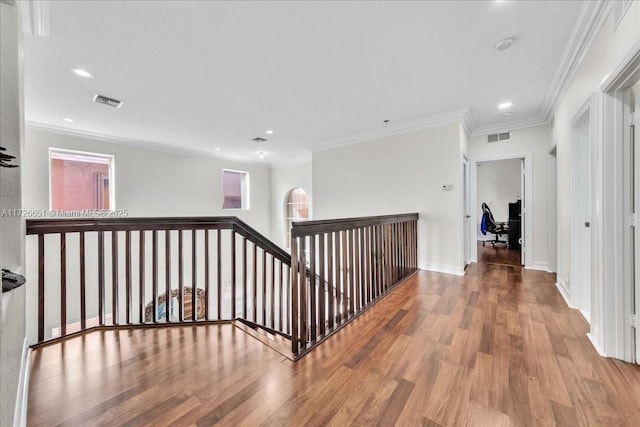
xmin=462 ymin=156 xmax=471 ymax=268
xmin=599 ymin=43 xmax=640 ymax=361
xmin=470 ymin=153 xmax=532 ymax=268
xmin=570 ymin=100 xmax=593 ymax=324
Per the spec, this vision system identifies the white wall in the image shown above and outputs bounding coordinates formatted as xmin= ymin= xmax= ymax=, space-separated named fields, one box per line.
xmin=22 ymin=128 xmax=274 ymax=342
xmin=476 ymin=159 xmax=521 ymax=238
xmin=23 ymin=128 xmax=273 ymax=235
xmin=551 ymin=2 xmax=640 ymax=357
xmin=270 ymin=161 xmax=312 ymax=248
xmin=469 ymin=124 xmax=551 ymax=270
xmin=553 ymin=3 xmax=639 ymax=296
xmin=312 ymin=122 xmax=464 ymax=275
xmin=0 ymin=3 xmax=26 ymax=426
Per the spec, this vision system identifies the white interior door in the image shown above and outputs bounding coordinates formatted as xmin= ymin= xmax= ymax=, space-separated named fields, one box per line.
xmin=520 ymin=160 xmax=525 ymax=265
xmin=463 ymin=158 xmax=470 ymax=267
xmin=572 ymin=112 xmax=592 ymax=322
xmin=633 ymin=83 xmax=639 ymax=363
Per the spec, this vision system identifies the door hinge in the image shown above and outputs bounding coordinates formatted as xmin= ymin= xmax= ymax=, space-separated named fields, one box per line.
xmin=628 ymin=112 xmax=636 ymax=127
xmin=628 ymin=313 xmax=638 ymax=328
xmin=629 ymin=213 xmax=637 ymax=227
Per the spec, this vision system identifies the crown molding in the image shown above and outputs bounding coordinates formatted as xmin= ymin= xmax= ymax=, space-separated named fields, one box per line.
xmin=470 ymin=117 xmax=548 ymax=137
xmin=17 ymin=0 xmax=49 ymax=37
xmin=271 ymin=155 xmax=312 ymax=168
xmin=540 ymin=0 xmax=613 ymax=121
xmin=26 ymin=121 xmax=267 ymax=166
xmin=309 ymin=109 xmax=470 ymax=153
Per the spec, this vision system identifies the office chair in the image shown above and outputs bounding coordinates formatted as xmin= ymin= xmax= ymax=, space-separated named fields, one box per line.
xmin=480 ymin=202 xmax=509 ymax=247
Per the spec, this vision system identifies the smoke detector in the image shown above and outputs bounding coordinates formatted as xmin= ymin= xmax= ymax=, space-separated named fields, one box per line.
xmin=93 ymin=94 xmax=123 ymax=108
xmin=495 ymin=37 xmax=515 ymax=51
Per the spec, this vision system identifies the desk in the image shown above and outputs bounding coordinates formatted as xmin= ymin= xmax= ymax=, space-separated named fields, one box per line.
xmin=508 ymin=219 xmax=521 ymax=249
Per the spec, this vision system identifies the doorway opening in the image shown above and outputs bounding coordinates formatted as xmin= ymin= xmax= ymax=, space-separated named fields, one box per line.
xmin=475 ymin=158 xmax=524 ymax=267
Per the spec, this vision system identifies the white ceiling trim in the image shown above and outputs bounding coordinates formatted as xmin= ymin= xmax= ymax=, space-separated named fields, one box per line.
xmin=26 ymin=121 xmax=265 ymax=166
xmin=309 ymin=109 xmax=470 ymax=153
xmin=271 ymin=155 xmax=313 ymax=168
xmin=540 ymin=0 xmax=613 ymax=121
xmin=17 ymin=0 xmax=49 ymax=37
xmin=470 ymin=117 xmax=549 ymax=137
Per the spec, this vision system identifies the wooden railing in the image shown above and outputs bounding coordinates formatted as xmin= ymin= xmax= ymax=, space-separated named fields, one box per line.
xmin=26 ymin=217 xmax=291 ymax=343
xmin=290 ymin=213 xmax=419 ymax=357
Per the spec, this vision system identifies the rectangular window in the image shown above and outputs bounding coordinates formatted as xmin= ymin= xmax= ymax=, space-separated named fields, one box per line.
xmin=222 ymin=169 xmax=249 ymax=210
xmin=50 ymin=148 xmax=114 ymax=210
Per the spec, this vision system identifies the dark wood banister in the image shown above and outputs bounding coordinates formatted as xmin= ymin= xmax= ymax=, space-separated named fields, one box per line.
xmin=26 ymin=216 xmax=291 ymax=265
xmin=26 ymin=213 xmax=418 ymax=359
xmin=290 ymin=212 xmax=419 ymax=358
xmin=292 ymin=213 xmax=419 ymax=236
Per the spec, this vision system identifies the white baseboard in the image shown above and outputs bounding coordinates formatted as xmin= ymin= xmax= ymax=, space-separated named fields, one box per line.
xmin=579 ymin=309 xmax=591 ymax=325
xmin=526 ymin=262 xmax=549 ymax=272
xmin=14 ymin=337 xmax=29 ymax=427
xmin=586 ymin=333 xmax=606 ymax=357
xmin=555 ymin=279 xmax=575 ymax=309
xmin=420 ymin=263 xmax=465 ymax=276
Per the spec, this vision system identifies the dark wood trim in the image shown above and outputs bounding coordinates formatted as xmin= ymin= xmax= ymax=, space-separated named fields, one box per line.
xmin=192 ymin=229 xmax=197 ymax=321
xmin=111 ymin=231 xmax=119 ymax=325
xmin=98 ymin=231 xmax=105 ymax=326
xmin=79 ymin=232 xmax=87 ymax=330
xmin=165 ymin=230 xmax=171 ymax=323
xmin=139 ymin=231 xmax=145 ymax=324
xmin=291 ymin=213 xmax=418 ymax=237
xmin=60 ymin=233 xmax=67 ymax=336
xmin=125 ymin=230 xmax=132 ymax=325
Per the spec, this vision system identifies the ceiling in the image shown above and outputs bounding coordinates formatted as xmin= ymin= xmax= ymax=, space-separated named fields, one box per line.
xmin=22 ymin=0 xmax=584 ymax=165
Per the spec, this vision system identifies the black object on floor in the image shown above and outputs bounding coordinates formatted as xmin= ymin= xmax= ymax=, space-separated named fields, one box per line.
xmin=2 ymin=269 xmax=26 ymax=293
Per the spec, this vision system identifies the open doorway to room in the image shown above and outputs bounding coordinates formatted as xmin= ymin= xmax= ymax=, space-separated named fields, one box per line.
xmin=476 ymin=158 xmax=523 ymax=267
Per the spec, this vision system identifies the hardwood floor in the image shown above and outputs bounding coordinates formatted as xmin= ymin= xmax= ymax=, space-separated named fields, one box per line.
xmin=28 ymin=264 xmax=640 ymax=426
xmin=477 ymin=240 xmax=521 ymax=267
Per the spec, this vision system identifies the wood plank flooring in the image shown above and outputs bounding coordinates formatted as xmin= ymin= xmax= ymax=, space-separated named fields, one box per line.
xmin=477 ymin=241 xmax=521 ymax=267
xmin=27 ymin=263 xmax=640 ymax=426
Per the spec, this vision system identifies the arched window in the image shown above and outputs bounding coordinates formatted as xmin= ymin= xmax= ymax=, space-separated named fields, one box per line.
xmin=284 ymin=188 xmax=309 ymax=247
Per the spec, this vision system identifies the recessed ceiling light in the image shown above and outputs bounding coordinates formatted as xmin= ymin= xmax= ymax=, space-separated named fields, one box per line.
xmin=494 ymin=37 xmax=515 ymax=51
xmin=61 ymin=117 xmax=74 ymax=123
xmin=500 ymin=112 xmax=512 ymax=117
xmin=215 ymin=148 xmax=221 ymax=151
xmin=258 ymin=151 xmax=266 ymax=159
xmin=498 ymin=102 xmax=512 ymax=109
xmin=265 ymin=130 xmax=274 ymax=135
xmin=71 ymin=68 xmax=94 ymax=78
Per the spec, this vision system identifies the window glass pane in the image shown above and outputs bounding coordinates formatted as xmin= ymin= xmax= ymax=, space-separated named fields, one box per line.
xmin=222 ymin=170 xmax=249 ymax=209
xmin=285 ymin=188 xmax=309 ymax=247
xmin=50 ymin=150 xmax=113 ymax=210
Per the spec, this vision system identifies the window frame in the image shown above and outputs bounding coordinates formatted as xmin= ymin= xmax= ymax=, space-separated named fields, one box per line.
xmin=221 ymin=168 xmax=250 ymax=210
xmin=284 ymin=187 xmax=309 ymax=248
xmin=48 ymin=147 xmax=116 ymax=211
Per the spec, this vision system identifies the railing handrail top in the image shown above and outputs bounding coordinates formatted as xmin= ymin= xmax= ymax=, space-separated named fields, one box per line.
xmin=26 ymin=216 xmax=240 ymax=233
xmin=26 ymin=216 xmax=291 ymax=264
xmin=291 ymin=213 xmax=418 ymax=237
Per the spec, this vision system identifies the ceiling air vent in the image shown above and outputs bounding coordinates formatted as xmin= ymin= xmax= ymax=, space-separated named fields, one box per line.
xmin=487 ymin=131 xmax=511 ymax=143
xmin=93 ymin=94 xmax=123 ymax=108
xmin=251 ymin=137 xmax=267 ymax=142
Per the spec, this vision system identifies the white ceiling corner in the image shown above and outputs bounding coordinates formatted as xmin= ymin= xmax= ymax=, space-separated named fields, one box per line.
xmin=22 ymin=1 xmax=587 ymax=164
xmin=540 ymin=0 xmax=613 ymax=122
xmin=309 ymin=109 xmax=470 ymax=152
